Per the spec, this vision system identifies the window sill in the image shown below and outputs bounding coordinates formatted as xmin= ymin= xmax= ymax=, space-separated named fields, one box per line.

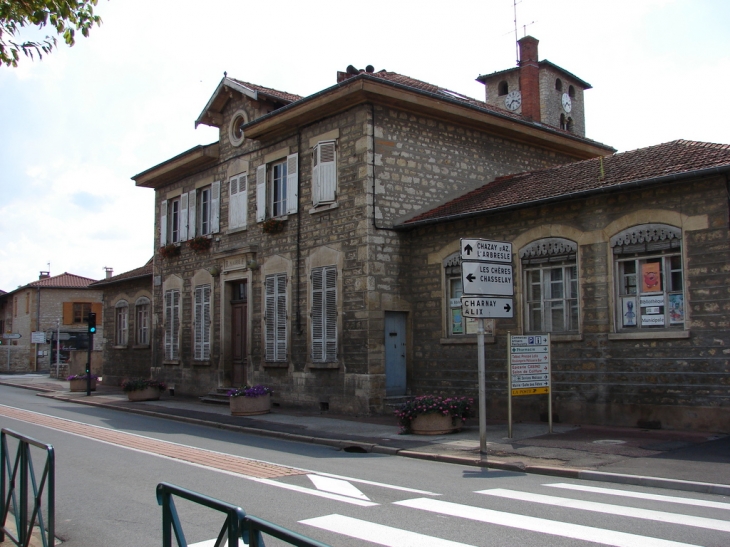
xmin=264 ymin=361 xmax=289 ymax=368
xmin=162 ymin=360 xmax=180 ymax=365
xmin=133 ymin=345 xmax=150 ymax=350
xmin=227 ymin=226 xmax=248 ymax=235
xmin=193 ymin=360 xmax=211 ymax=366
xmin=113 ymin=345 xmax=128 ymax=350
xmin=308 ymin=361 xmax=339 ymax=369
xmin=309 ymin=202 xmax=339 ymax=215
xmin=608 ymin=330 xmax=690 ymax=341
xmin=440 ymin=336 xmax=495 ymax=345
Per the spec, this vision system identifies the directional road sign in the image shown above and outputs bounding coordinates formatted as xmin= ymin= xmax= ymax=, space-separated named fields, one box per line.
xmin=2 ymin=333 xmax=21 ymax=339
xmin=461 ymin=261 xmax=514 ymax=296
xmin=460 ymin=239 xmax=512 ymax=263
xmin=461 ymin=296 xmax=513 ymax=318
xmin=509 ymin=334 xmax=551 ymax=396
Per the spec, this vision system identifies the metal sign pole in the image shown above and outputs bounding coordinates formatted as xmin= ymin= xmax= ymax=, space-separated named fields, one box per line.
xmin=548 ymin=333 xmax=553 ymax=434
xmin=477 ymin=318 xmax=487 ymax=455
xmin=56 ymin=320 xmax=60 ymax=379
xmin=507 ymin=331 xmax=512 ymax=439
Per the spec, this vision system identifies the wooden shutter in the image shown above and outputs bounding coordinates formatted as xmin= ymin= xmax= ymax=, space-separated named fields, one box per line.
xmin=62 ymin=302 xmax=74 ymax=325
xmin=311 ymin=266 xmax=337 ymax=362
xmin=286 ymin=153 xmax=298 ymax=215
xmin=265 ymin=276 xmax=275 ymax=360
xmin=319 ymin=142 xmax=336 ymax=203
xmin=275 ymin=274 xmax=287 ymax=360
xmin=229 ymin=178 xmax=239 ymax=230
xmin=164 ymin=291 xmax=173 ymax=359
xmin=265 ymin=274 xmax=287 ymax=362
xmin=194 ymin=285 xmax=211 ymax=360
xmin=229 ymin=175 xmax=248 ymax=230
xmin=312 ymin=147 xmax=321 ymax=207
xmin=91 ymin=303 xmax=102 ymax=324
xmin=180 ymin=193 xmax=189 ymax=241
xmin=311 ymin=268 xmax=324 ymax=361
xmin=256 ymin=165 xmax=267 ymax=222
xmin=160 ymin=200 xmax=168 ymax=247
xmin=211 ymin=181 xmax=220 ymax=233
xmin=165 ymin=290 xmax=180 ymax=360
xmin=238 ymin=175 xmax=248 ymax=228
xmin=188 ymin=190 xmax=197 ymax=239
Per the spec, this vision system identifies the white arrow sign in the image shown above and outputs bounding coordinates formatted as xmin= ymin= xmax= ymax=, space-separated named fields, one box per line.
xmin=461 ymin=262 xmax=514 ymax=296
xmin=460 ymin=238 xmax=512 ymax=263
xmin=461 ymin=297 xmax=513 ymax=318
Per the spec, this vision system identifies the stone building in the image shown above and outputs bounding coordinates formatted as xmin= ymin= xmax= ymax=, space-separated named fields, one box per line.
xmin=0 ymin=272 xmax=102 ymax=375
xmin=89 ymin=261 xmax=153 ymax=386
xmin=133 ymin=36 xmax=615 ymax=414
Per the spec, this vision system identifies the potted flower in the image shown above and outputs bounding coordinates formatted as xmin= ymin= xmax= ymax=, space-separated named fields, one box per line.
xmin=122 ymin=378 xmax=167 ymax=402
xmin=67 ymin=373 xmax=98 ymax=392
xmin=261 ymin=218 xmax=285 ymax=234
xmin=188 ymin=235 xmax=212 ymax=252
xmin=395 ymin=395 xmax=474 ymax=435
xmin=160 ymin=244 xmax=180 ymax=259
xmin=227 ymin=385 xmax=273 ymax=416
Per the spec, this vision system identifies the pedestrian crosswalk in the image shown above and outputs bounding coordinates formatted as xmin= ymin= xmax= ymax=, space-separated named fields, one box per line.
xmin=297 ymin=482 xmax=729 ymax=547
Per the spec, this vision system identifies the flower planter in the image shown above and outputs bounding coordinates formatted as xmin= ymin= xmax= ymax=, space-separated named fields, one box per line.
xmin=410 ymin=412 xmax=459 ymax=435
xmin=230 ymin=394 xmax=271 ymax=416
xmin=126 ymin=386 xmax=161 ymax=402
xmin=69 ymin=378 xmax=96 ymax=392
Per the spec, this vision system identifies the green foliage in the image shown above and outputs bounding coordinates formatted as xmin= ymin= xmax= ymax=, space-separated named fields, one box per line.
xmin=122 ymin=378 xmax=166 ymax=392
xmin=1 ymin=0 xmax=103 ymax=67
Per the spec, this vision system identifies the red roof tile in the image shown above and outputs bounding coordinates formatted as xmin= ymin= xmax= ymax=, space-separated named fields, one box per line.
xmin=26 ymin=272 xmax=98 ymax=289
xmin=229 ymin=78 xmax=303 ymax=104
xmin=90 ymin=262 xmax=153 ymax=287
xmin=403 ymin=140 xmax=730 ymax=226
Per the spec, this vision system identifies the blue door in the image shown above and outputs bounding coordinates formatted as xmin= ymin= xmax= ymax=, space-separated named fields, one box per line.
xmin=385 ymin=312 xmax=407 ymax=396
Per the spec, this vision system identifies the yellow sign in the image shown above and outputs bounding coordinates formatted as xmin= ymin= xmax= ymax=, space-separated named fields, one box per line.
xmin=511 ymin=387 xmax=550 ymax=397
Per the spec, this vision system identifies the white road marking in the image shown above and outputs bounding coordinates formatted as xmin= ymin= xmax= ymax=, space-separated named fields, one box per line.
xmin=253 ymin=478 xmax=377 ymax=507
xmin=395 ymin=498 xmax=702 ymax=547
xmin=546 ymin=482 xmax=730 ymax=511
xmin=313 ymin=471 xmax=439 ymax=495
xmin=307 ymin=474 xmax=370 ymax=500
xmin=477 ymin=488 xmax=730 ymax=533
xmin=300 ymin=514 xmax=477 ymax=547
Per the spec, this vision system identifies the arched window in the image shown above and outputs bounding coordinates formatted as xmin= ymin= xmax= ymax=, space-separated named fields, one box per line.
xmin=498 ymin=81 xmax=509 ymax=96
xmin=555 ymin=78 xmax=563 ymax=92
xmin=115 ymin=300 xmax=128 ymax=346
xmin=520 ymin=238 xmax=579 ymax=333
xmin=135 ymin=297 xmax=150 ymax=346
xmin=568 ymin=85 xmax=575 ymax=98
xmin=611 ymin=225 xmax=684 ymax=331
xmin=560 ymin=113 xmax=567 ymax=130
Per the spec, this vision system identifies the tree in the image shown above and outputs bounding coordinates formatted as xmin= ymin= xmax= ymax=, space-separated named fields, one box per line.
xmin=0 ymin=0 xmax=102 ymax=67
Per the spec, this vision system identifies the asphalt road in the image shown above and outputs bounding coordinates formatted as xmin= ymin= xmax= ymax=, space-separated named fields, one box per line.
xmin=1 ymin=385 xmax=729 ymax=547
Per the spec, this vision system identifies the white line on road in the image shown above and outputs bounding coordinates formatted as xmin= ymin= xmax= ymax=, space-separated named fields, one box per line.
xmin=312 ymin=471 xmax=439 ymax=495
xmin=252 ymin=478 xmax=377 ymax=507
xmin=477 ymin=488 xmax=730 ymax=532
xmin=395 ymin=498 xmax=702 ymax=547
xmin=300 ymin=514 xmax=477 ymax=547
xmin=545 ymin=482 xmax=730 ymax=511
xmin=307 ymin=474 xmax=370 ymax=500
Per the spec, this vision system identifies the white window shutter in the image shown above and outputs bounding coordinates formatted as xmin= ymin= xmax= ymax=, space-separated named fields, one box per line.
xmin=286 ymin=153 xmax=298 ymax=215
xmin=211 ymin=181 xmax=220 ymax=233
xmin=188 ymin=190 xmax=197 ymax=239
xmin=312 ymin=147 xmax=321 ymax=207
xmin=324 ymin=266 xmax=337 ymax=361
xmin=228 ymin=178 xmax=239 ymax=230
xmin=311 ymin=268 xmax=324 ymax=361
xmin=180 ymin=193 xmax=189 ymax=241
xmin=265 ymin=276 xmax=275 ymax=360
xmin=164 ymin=291 xmax=172 ymax=358
xmin=319 ymin=142 xmax=337 ymax=203
xmin=256 ymin=165 xmax=267 ymax=222
xmin=172 ymin=290 xmax=180 ymax=360
xmin=275 ymin=274 xmax=287 ymax=360
xmin=194 ymin=286 xmax=203 ymax=360
xmin=160 ymin=200 xmax=168 ymax=247
xmin=239 ymin=175 xmax=248 ymax=228
xmin=203 ymin=285 xmax=211 ymax=359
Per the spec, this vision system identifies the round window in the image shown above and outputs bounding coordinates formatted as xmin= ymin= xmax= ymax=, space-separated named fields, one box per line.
xmin=228 ymin=109 xmax=249 ymax=147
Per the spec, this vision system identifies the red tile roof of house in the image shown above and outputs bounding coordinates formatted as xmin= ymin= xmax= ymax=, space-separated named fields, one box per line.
xmin=26 ymin=273 xmax=98 ymax=289
xmin=229 ymin=78 xmax=303 ymax=104
xmin=90 ymin=262 xmax=153 ymax=287
xmin=401 ymin=140 xmax=730 ymax=227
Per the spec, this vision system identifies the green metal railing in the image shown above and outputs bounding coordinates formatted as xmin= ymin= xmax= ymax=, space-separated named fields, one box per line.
xmin=157 ymin=483 xmax=331 ymax=547
xmin=1 ymin=428 xmax=55 ymax=547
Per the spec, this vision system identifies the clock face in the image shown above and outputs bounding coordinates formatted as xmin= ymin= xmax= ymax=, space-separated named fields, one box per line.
xmin=561 ymin=93 xmax=572 ymax=113
xmin=505 ymin=90 xmax=522 ymax=111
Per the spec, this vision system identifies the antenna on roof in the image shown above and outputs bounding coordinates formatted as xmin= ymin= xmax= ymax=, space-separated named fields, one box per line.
xmin=223 ymin=71 xmax=227 ymax=78
xmin=513 ymin=0 xmax=519 ymax=64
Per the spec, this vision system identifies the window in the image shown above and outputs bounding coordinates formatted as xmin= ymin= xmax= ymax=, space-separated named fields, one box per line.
xmin=135 ymin=297 xmax=150 ymax=345
xmin=521 ymin=238 xmax=579 ymax=333
xmin=444 ymin=253 xmax=478 ymax=336
xmin=25 ymin=292 xmax=29 ymax=314
xmin=498 ymin=81 xmax=509 ymax=96
xmin=73 ymin=303 xmax=92 ymax=324
xmin=264 ymin=273 xmax=287 ymax=362
xmin=228 ymin=174 xmax=248 ymax=230
xmin=555 ymin=78 xmax=563 ymax=91
xmin=312 ymin=141 xmax=337 ymax=206
xmin=194 ymin=285 xmax=211 ymax=360
xmin=568 ymin=85 xmax=575 ymax=98
xmin=115 ymin=301 xmax=128 ymax=346
xmin=170 ymin=197 xmax=181 ymax=243
xmin=612 ymin=225 xmax=684 ymax=331
xmin=164 ymin=289 xmax=181 ymax=360
xmin=312 ymin=266 xmax=337 ymax=362
xmin=256 ymin=154 xmax=298 ymax=222
xmin=160 ymin=184 xmax=220 ymax=246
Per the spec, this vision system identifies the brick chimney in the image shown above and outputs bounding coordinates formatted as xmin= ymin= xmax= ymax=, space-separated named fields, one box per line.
xmin=39 ymin=271 xmax=50 ymax=280
xmin=104 ymin=267 xmax=113 ymax=279
xmin=518 ymin=36 xmax=540 ymax=121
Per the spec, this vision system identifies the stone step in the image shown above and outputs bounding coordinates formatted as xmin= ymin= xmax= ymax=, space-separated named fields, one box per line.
xmin=199 ymin=387 xmax=233 ymax=405
xmin=383 ymin=396 xmax=414 ymax=410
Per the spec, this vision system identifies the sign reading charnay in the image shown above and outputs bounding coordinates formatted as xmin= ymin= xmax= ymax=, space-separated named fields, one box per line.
xmin=461 ymin=297 xmax=513 ymax=318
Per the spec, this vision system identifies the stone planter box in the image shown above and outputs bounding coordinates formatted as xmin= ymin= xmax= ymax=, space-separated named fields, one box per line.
xmin=69 ymin=379 xmax=96 ymax=392
xmin=126 ymin=386 xmax=161 ymax=402
xmin=410 ymin=412 xmax=460 ymax=435
xmin=230 ymin=394 xmax=271 ymax=416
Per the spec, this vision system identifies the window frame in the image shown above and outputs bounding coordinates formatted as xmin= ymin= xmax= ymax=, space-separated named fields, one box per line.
xmin=135 ymin=297 xmax=150 ymax=346
xmin=168 ymin=197 xmax=181 ymax=243
xmin=115 ymin=300 xmax=129 ymax=346
xmin=264 ymin=273 xmax=288 ymax=362
xmin=312 ymin=140 xmax=337 ymax=207
xmin=443 ymin=253 xmax=479 ymax=337
xmin=311 ymin=266 xmax=337 ymax=363
xmin=164 ymin=289 xmax=181 ymax=361
xmin=73 ymin=303 xmax=92 ymax=324
xmin=256 ymin=154 xmax=299 ymax=223
xmin=193 ymin=284 xmax=212 ymax=361
xmin=271 ymin=160 xmax=288 ymax=218
xmin=228 ymin=173 xmax=248 ymax=231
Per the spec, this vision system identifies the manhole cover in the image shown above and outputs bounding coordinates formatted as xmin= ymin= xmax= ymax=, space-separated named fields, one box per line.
xmin=592 ymin=439 xmax=627 ymax=445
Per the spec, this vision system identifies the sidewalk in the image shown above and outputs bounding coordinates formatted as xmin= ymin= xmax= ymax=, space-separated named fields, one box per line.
xmin=2 ymin=374 xmax=729 ymax=498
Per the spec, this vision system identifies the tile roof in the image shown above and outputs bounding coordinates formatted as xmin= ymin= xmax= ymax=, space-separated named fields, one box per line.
xmin=402 ymin=140 xmax=730 ymax=227
xmin=90 ymin=261 xmax=153 ymax=287
xmin=26 ymin=272 xmax=98 ymax=289
xmin=229 ymin=78 xmax=303 ymax=104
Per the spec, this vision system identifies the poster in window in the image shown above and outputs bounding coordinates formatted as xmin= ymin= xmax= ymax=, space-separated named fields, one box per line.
xmin=451 ymin=308 xmax=463 ymax=334
xmin=621 ymin=297 xmax=637 ymax=327
xmin=641 ymin=262 xmax=662 ymax=293
xmin=465 ymin=318 xmax=494 ymax=335
xmin=669 ymin=294 xmax=684 ymax=324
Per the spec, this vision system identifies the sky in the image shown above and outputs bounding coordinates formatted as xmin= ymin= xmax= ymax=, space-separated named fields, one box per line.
xmin=1 ymin=0 xmax=729 ymax=292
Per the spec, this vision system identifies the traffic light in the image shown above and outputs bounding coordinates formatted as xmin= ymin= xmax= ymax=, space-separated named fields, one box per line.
xmin=87 ymin=312 xmax=97 ymax=334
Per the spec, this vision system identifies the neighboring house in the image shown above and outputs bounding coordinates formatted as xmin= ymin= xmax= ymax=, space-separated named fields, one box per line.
xmin=89 ymin=261 xmax=153 ymax=386
xmin=133 ymin=36 xmax=614 ymax=414
xmin=0 ymin=272 xmax=102 ymax=374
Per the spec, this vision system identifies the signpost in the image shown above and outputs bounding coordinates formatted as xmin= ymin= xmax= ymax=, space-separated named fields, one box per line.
xmin=460 ymin=238 xmax=513 ymax=455
xmin=508 ymin=333 xmax=552 ymax=437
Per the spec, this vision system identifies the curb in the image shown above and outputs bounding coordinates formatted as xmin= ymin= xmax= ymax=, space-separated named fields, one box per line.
xmin=5 ymin=381 xmax=730 ymax=497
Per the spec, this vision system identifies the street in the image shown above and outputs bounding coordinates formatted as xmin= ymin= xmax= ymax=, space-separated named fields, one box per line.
xmin=1 ymin=385 xmax=729 ymax=546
